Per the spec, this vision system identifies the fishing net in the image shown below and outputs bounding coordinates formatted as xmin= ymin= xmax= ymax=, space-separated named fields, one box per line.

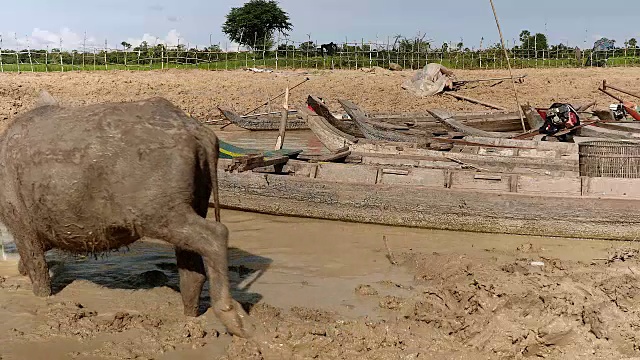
xmin=402 ymin=63 xmax=456 ymax=97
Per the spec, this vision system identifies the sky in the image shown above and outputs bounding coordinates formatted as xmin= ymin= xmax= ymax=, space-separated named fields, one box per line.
xmin=1 ymin=0 xmax=639 ymax=50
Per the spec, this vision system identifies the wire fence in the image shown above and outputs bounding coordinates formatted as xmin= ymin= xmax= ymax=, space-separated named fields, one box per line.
xmin=1 ymin=37 xmax=638 ymax=73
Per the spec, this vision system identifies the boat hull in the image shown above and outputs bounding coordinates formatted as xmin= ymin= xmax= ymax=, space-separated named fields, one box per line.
xmin=218 ymin=161 xmax=640 ymax=241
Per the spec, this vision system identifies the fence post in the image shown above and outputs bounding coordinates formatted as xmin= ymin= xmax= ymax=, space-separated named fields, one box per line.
xmin=367 ymin=39 xmax=371 ymax=68
xmin=339 ymin=40 xmax=343 ymax=70
xmin=27 ymin=40 xmax=34 ymax=72
xmin=82 ymin=32 xmax=86 ymax=69
xmin=59 ymin=38 xmax=64 ymax=72
xmin=386 ymin=36 xmax=390 ymax=69
xmin=207 ymin=36 xmax=212 ymax=71
xmin=275 ymin=33 xmax=279 ymax=70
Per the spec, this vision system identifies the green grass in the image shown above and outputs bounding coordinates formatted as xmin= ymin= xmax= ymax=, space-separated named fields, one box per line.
xmin=3 ymin=54 xmax=640 ymax=73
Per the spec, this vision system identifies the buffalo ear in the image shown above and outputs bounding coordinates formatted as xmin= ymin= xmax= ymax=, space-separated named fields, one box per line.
xmin=34 ymin=90 xmax=59 ymax=108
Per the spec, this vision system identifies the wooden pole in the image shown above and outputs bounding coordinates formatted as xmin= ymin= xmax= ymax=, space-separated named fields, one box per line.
xmin=489 ymin=0 xmax=526 ymax=132
xmin=275 ymin=87 xmax=289 ymax=150
xmin=599 ymin=87 xmax=624 ymax=103
xmin=446 ymin=93 xmax=507 ymax=110
xmin=604 ymin=82 xmax=640 ymax=100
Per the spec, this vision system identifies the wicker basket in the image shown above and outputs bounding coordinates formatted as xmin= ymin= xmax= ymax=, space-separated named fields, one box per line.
xmin=579 ymin=140 xmax=640 ymax=178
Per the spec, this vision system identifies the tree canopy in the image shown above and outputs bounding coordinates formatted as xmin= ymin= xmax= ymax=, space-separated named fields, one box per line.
xmin=222 ymin=0 xmax=293 ymax=50
xmin=518 ymin=30 xmax=548 ymax=51
xmin=593 ymin=38 xmax=616 ymax=51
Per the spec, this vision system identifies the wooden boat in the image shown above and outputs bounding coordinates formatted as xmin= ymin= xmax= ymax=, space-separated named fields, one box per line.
xmin=216 ymin=147 xmax=640 ymax=241
xmin=219 ymin=108 xmax=308 ymax=131
xmin=325 ymin=96 xmax=527 ymax=132
xmin=301 ymin=106 xmax=579 ymax=175
xmin=307 ymin=96 xmax=528 ymax=141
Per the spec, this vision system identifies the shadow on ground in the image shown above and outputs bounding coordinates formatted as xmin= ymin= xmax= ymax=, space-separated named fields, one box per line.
xmin=43 ymin=240 xmax=272 ymax=314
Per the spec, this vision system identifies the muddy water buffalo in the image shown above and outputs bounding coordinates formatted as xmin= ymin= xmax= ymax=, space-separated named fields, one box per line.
xmin=0 ymin=93 xmax=252 ymax=337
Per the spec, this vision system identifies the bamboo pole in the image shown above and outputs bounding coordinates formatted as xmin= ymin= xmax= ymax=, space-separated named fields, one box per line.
xmin=275 ymin=87 xmax=289 ymax=150
xmin=488 ymin=0 xmax=526 ymax=132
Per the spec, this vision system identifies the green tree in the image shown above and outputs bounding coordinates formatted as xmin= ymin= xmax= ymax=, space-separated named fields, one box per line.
xmin=121 ymin=41 xmax=132 ymax=50
xmin=133 ymin=41 xmax=149 ymax=52
xmin=627 ymin=38 xmax=638 ymax=48
xmin=298 ymin=41 xmax=315 ymax=52
xmin=398 ymin=38 xmax=431 ymax=53
xmin=517 ymin=30 xmax=548 ymax=57
xmin=206 ymin=44 xmax=222 ymax=52
xmin=222 ymin=0 xmax=293 ymax=50
xmin=278 ymin=44 xmax=295 ymax=51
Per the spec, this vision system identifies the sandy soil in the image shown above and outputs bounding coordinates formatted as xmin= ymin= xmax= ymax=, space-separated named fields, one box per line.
xmin=1 ymin=67 xmax=640 ymax=132
xmin=3 ymin=68 xmax=640 ymax=359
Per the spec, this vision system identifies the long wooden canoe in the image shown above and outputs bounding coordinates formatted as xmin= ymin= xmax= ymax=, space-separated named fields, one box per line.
xmin=217 ymin=157 xmax=640 ymax=241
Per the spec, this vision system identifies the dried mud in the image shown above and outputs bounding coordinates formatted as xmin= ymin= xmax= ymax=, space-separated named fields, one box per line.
xmin=1 ymin=67 xmax=639 ymax=133
xmin=223 ymin=249 xmax=640 ymax=359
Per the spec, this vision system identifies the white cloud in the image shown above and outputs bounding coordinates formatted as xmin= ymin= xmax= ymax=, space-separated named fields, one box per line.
xmin=1 ymin=28 xmax=98 ymax=49
xmin=125 ymin=29 xmax=185 ymax=48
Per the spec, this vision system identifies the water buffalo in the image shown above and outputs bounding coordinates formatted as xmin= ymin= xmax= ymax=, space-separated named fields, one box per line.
xmin=0 ymin=92 xmax=252 ymax=338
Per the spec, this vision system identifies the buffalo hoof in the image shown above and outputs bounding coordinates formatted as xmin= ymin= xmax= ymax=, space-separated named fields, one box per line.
xmin=214 ymin=299 xmax=255 ymax=338
xmin=18 ymin=258 xmax=28 ymax=276
xmin=32 ymin=282 xmax=52 ymax=297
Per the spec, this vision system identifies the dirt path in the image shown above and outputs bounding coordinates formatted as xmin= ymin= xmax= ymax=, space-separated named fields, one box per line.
xmin=2 ymin=210 xmax=640 ymax=359
xmin=0 ymin=67 xmax=636 ymax=132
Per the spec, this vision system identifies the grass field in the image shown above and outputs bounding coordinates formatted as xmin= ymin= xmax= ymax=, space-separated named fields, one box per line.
xmin=2 ymin=52 xmax=640 ymax=72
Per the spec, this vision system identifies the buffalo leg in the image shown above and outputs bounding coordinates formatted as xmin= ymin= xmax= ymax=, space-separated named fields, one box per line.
xmin=14 ymin=229 xmax=50 ymax=296
xmin=175 ymin=248 xmax=206 ymax=316
xmin=146 ymin=210 xmax=253 ymax=338
xmin=18 ymin=258 xmax=28 ymax=276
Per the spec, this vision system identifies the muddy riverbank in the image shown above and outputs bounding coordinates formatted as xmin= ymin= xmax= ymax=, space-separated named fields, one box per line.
xmin=2 ymin=210 xmax=639 ymax=359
